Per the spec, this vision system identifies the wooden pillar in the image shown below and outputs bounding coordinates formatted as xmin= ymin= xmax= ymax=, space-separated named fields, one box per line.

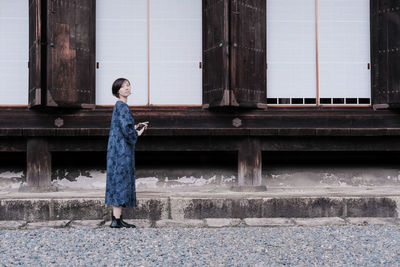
xmin=232 ymin=137 xmax=266 ymax=191
xmin=20 ymin=138 xmax=56 ymax=192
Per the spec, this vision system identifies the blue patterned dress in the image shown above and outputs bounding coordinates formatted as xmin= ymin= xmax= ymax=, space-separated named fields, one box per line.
xmin=105 ymin=100 xmax=138 ymax=207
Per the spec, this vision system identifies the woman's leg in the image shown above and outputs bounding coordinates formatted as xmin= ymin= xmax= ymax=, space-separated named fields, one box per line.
xmin=112 ymin=206 xmax=122 ymax=218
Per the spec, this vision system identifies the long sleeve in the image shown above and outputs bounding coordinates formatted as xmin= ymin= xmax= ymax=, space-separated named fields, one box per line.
xmin=118 ymin=103 xmax=138 ymax=145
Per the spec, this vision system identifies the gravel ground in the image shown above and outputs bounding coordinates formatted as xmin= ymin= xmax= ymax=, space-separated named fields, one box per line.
xmin=1 ymin=225 xmax=399 ymax=266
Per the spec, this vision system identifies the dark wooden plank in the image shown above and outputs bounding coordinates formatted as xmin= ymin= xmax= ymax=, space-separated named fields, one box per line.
xmin=46 ymin=0 xmax=95 ymax=108
xmin=202 ymin=0 xmax=230 ymax=107
xmin=387 ymin=0 xmax=400 ymax=105
xmin=2 ymin=108 xmax=400 ymax=133
xmin=28 ymin=0 xmax=43 ymax=107
xmin=4 ymin=135 xmax=400 ymax=154
xmin=0 ymin=138 xmax=26 ymax=152
xmin=48 ymin=137 xmax=106 ymax=151
xmin=230 ymin=0 xmax=267 ymax=108
xmin=371 ymin=0 xmax=400 ymax=108
xmin=260 ymin=136 xmax=400 ymax=151
xmin=26 ymin=138 xmax=51 ymax=187
xmin=1 ymin=127 xmax=399 ymax=138
xmin=48 ymin=136 xmax=240 ymax=152
xmin=238 ymin=137 xmax=262 ymax=186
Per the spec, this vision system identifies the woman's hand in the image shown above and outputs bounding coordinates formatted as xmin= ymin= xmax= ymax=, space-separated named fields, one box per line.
xmin=137 ymin=127 xmax=146 ymax=136
xmin=136 ymin=122 xmax=149 ymax=136
xmin=135 ymin=121 xmax=149 ymax=130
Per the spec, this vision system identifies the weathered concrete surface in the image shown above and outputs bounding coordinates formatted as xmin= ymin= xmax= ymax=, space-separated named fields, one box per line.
xmin=204 ymin=218 xmax=243 ymax=228
xmin=294 ymin=217 xmax=346 ymax=226
xmin=0 ymin=217 xmax=399 ymax=230
xmin=170 ymin=197 xmax=397 ymax=219
xmin=69 ymin=220 xmax=105 ymax=228
xmin=345 ymin=217 xmax=400 ymax=226
xmin=0 ymin=220 xmax=26 ymax=230
xmin=243 ymin=218 xmax=295 ymax=227
xmin=1 ymin=196 xmax=399 ymax=222
xmin=0 ymin=198 xmax=169 ymax=222
xmin=4 ymin=164 xmax=400 ymax=191
xmin=24 ymin=220 xmax=70 ymax=230
xmin=1 ymin=187 xmax=400 ymax=223
xmin=155 ymin=219 xmax=205 ymax=228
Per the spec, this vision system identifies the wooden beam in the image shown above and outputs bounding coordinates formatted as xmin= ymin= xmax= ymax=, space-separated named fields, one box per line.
xmin=234 ymin=137 xmax=266 ymax=191
xmin=3 ymin=106 xmax=400 ymax=130
xmin=21 ymin=138 xmax=56 ymax=192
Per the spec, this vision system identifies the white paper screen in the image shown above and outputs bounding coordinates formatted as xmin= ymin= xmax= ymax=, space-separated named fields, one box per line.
xmin=318 ymin=0 xmax=371 ymax=101
xmin=266 ymin=0 xmax=317 ymax=100
xmin=0 ymin=0 xmax=28 ymax=105
xmin=96 ymin=0 xmax=148 ymax=105
xmin=149 ymin=0 xmax=202 ymax=105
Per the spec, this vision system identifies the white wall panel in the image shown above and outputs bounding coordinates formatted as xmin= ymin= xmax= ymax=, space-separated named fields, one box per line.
xmin=318 ymin=0 xmax=371 ymax=101
xmin=0 ymin=0 xmax=28 ymax=105
xmin=96 ymin=0 xmax=148 ymax=105
xmin=267 ymin=0 xmax=316 ymax=101
xmin=149 ymin=0 xmax=202 ymax=105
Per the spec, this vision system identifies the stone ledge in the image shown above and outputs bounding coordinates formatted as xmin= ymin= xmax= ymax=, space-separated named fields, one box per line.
xmin=204 ymin=218 xmax=243 ymax=228
xmin=0 ymin=220 xmax=27 ymax=230
xmin=1 ymin=197 xmax=399 ymax=223
xmin=0 ymin=217 xmax=399 ymax=230
xmin=69 ymin=220 xmax=105 ymax=228
xmin=293 ymin=217 xmax=347 ymax=226
xmin=345 ymin=217 xmax=400 ymax=226
xmin=155 ymin=219 xmax=205 ymax=228
xmin=243 ymin=218 xmax=295 ymax=227
xmin=23 ymin=220 xmax=70 ymax=230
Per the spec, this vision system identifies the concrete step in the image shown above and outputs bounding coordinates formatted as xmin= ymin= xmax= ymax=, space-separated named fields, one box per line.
xmin=1 ymin=190 xmax=400 ymax=223
xmin=1 ymin=217 xmax=400 ymax=230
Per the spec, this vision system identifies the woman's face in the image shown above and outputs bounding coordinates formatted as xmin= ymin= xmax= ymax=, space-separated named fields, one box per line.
xmin=118 ymin=80 xmax=131 ymax=98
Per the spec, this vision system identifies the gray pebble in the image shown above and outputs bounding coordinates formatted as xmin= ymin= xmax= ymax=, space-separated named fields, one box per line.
xmin=0 ymin=225 xmax=399 ymax=266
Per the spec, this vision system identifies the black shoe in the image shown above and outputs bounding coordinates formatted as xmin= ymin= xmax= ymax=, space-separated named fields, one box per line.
xmin=120 ymin=215 xmax=136 ymax=228
xmin=110 ymin=215 xmax=122 ymax=228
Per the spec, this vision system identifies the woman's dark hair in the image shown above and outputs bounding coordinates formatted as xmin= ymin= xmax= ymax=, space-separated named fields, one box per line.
xmin=112 ymin=78 xmax=130 ymax=98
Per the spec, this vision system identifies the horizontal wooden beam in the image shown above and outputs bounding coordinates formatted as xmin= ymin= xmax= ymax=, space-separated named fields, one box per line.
xmin=2 ymin=135 xmax=400 ymax=152
xmin=1 ymin=107 xmax=400 ymax=131
xmin=1 ymin=127 xmax=400 ymax=137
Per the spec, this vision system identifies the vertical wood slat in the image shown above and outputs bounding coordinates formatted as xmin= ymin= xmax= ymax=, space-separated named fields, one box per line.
xmin=238 ymin=137 xmax=262 ymax=187
xmin=46 ymin=0 xmax=96 ymax=108
xmin=387 ymin=0 xmax=400 ymax=105
xmin=371 ymin=0 xmax=400 ymax=108
xmin=26 ymin=138 xmax=51 ymax=188
xmin=202 ymin=0 xmax=230 ymax=108
xmin=28 ymin=0 xmax=43 ymax=107
xmin=230 ymin=0 xmax=267 ymax=108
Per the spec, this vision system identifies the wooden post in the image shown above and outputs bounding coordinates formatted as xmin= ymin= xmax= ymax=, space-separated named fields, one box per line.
xmin=232 ymin=137 xmax=266 ymax=191
xmin=20 ymin=138 xmax=57 ymax=192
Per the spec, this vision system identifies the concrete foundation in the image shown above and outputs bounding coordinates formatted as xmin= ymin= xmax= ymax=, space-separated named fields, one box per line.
xmin=1 ymin=188 xmax=400 ymax=223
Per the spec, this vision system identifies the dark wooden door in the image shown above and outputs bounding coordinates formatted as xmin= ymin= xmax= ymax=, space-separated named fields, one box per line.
xmin=46 ymin=0 xmax=96 ymax=108
xmin=28 ymin=0 xmax=43 ymax=107
xmin=202 ymin=0 xmax=230 ymax=108
xmin=29 ymin=0 xmax=96 ymax=109
xmin=371 ymin=0 xmax=400 ymax=109
xmin=202 ymin=0 xmax=267 ymax=109
xmin=230 ymin=0 xmax=267 ymax=108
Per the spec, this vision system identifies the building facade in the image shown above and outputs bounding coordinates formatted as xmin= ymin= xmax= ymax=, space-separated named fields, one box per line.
xmin=1 ymin=0 xmax=400 ymax=191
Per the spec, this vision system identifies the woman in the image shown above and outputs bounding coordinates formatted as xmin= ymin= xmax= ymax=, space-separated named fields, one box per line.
xmin=105 ymin=78 xmax=149 ymax=228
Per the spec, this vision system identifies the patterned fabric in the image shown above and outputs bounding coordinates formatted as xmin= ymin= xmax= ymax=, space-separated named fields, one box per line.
xmin=105 ymin=100 xmax=138 ymax=207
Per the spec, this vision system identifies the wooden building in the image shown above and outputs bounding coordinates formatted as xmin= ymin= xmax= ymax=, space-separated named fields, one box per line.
xmin=1 ymin=0 xmax=400 ymax=191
